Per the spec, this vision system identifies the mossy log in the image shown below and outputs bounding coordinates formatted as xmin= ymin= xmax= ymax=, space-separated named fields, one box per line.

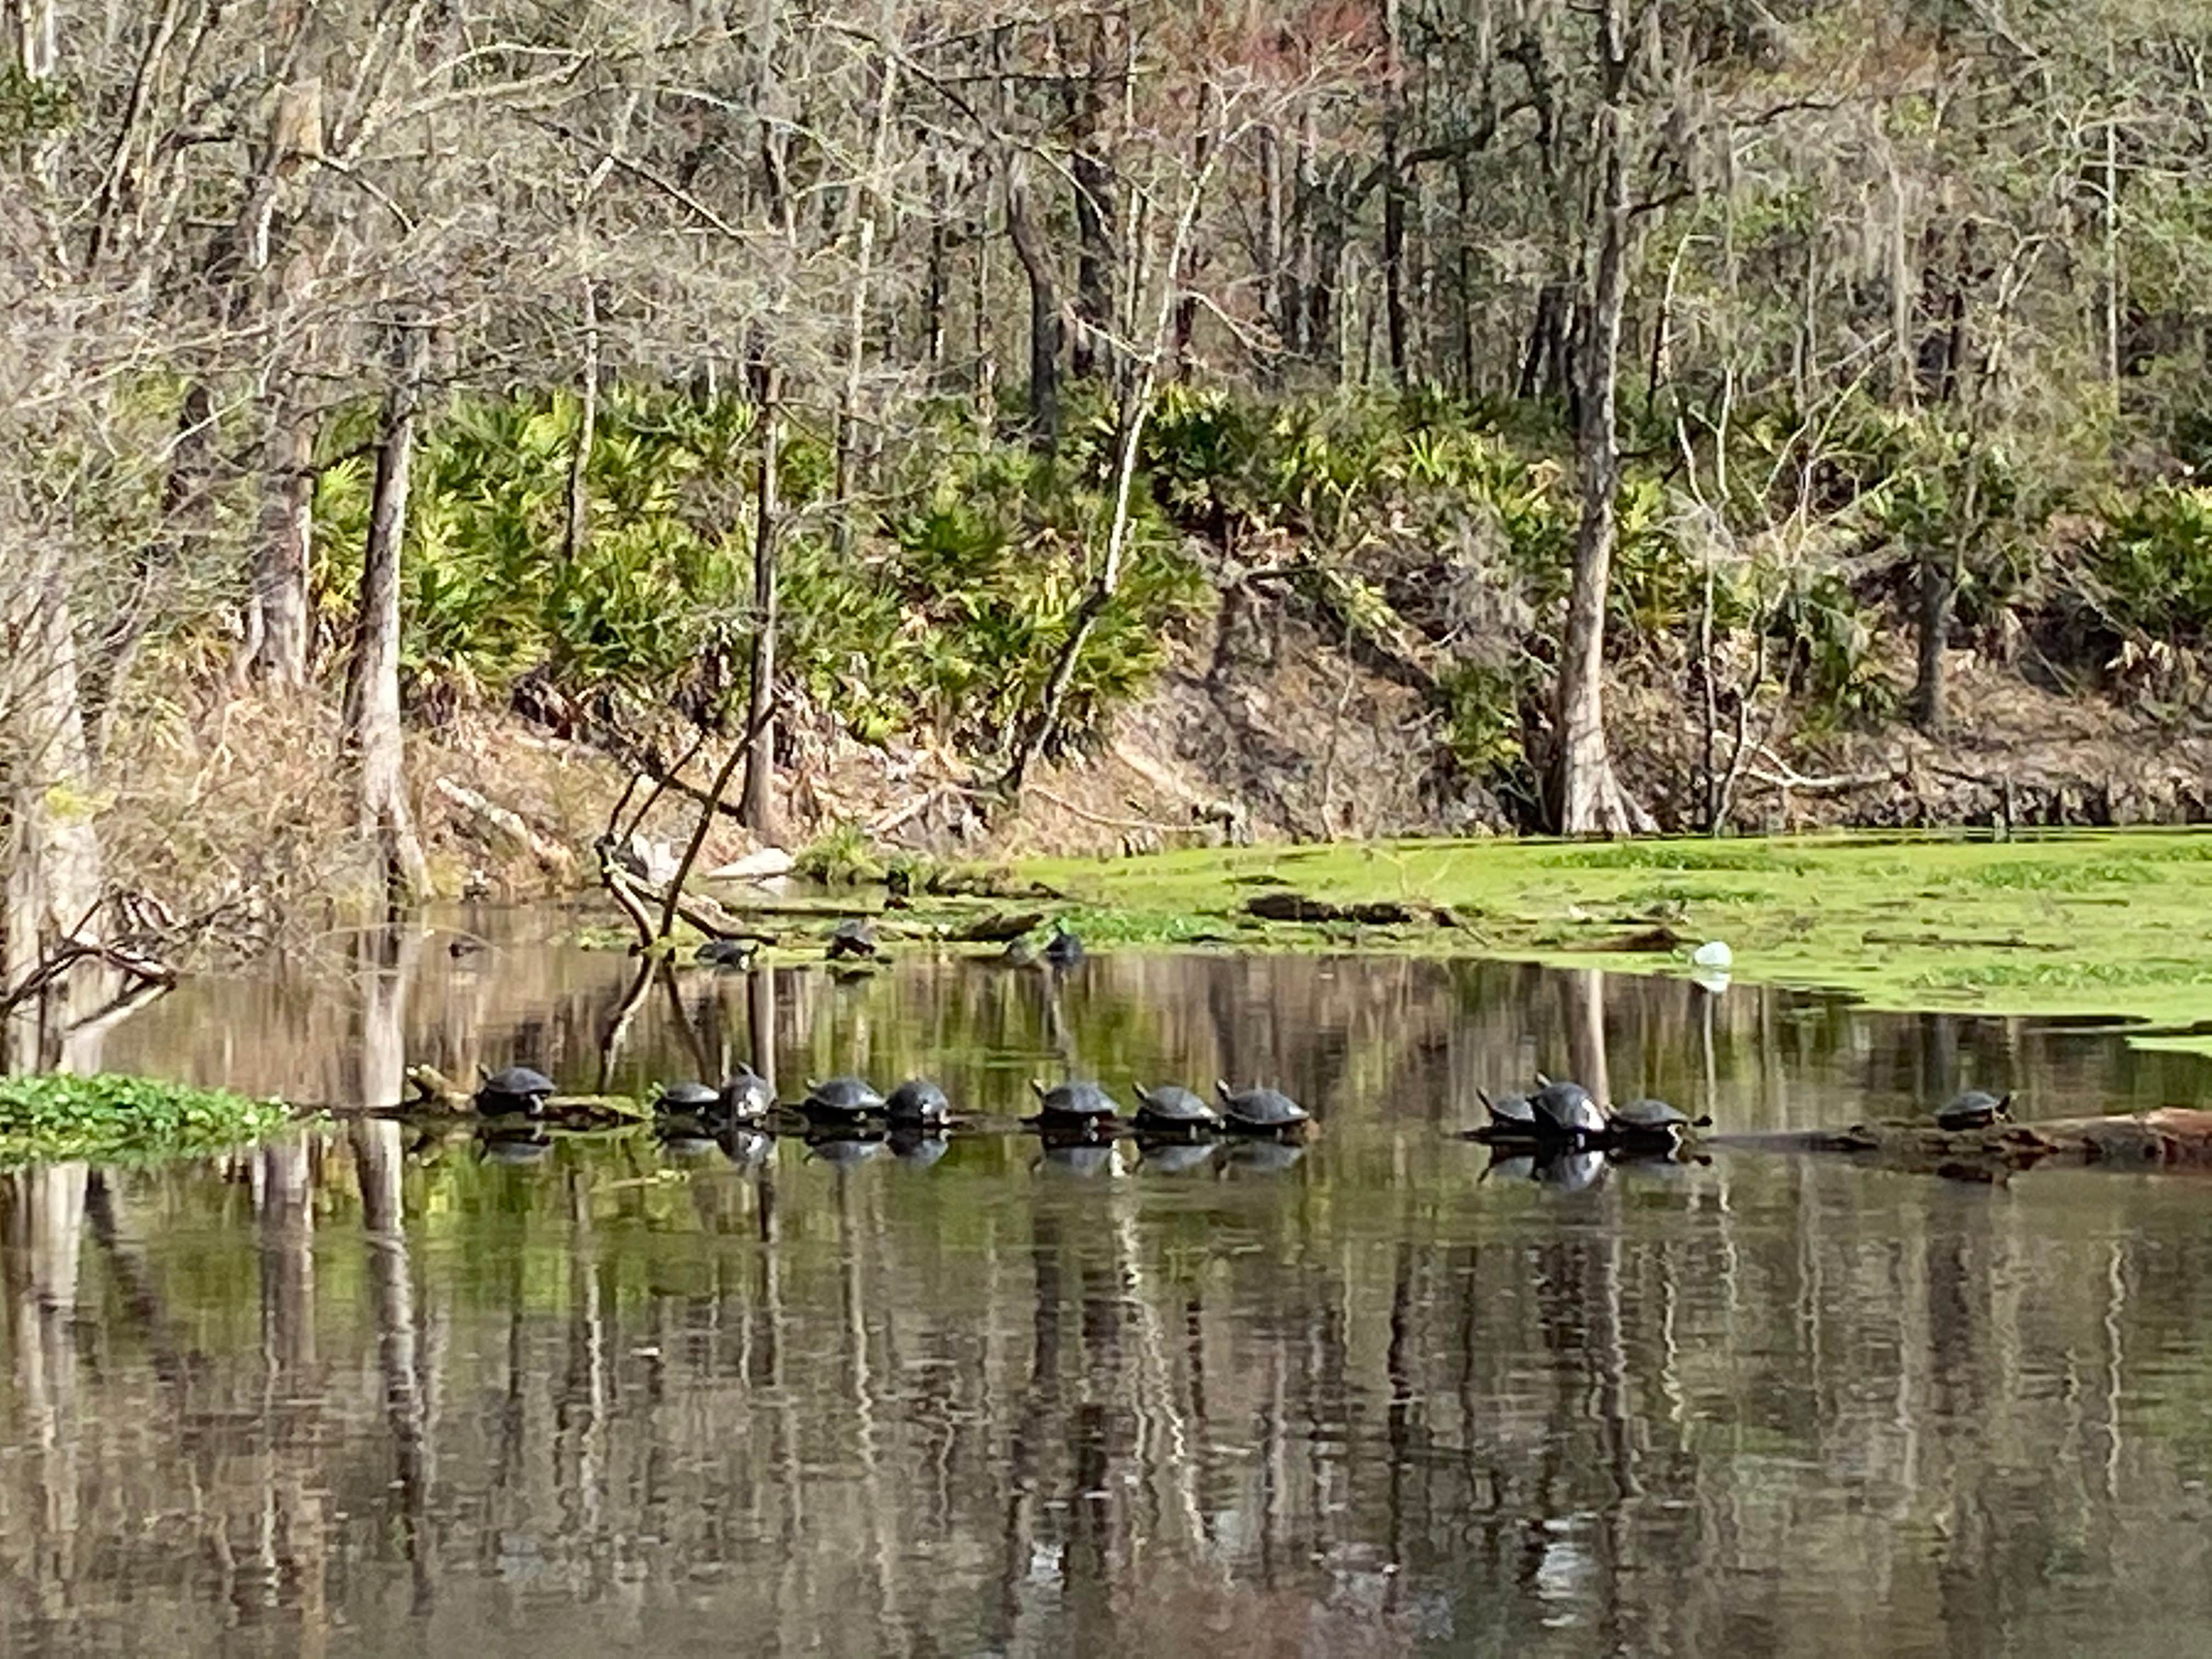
xmin=398 ymin=1066 xmax=650 ymax=1128
xmin=1709 ymin=1109 xmax=2212 ymax=1177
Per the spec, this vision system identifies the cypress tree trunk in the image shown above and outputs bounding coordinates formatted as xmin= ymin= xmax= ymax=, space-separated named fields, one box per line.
xmin=1555 ymin=0 xmax=1646 ymax=837
xmin=739 ymin=359 xmax=781 ymax=838
xmin=343 ymin=322 xmax=429 ymax=906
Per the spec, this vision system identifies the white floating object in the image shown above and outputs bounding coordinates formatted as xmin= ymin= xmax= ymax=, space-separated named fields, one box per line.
xmin=1690 ymin=967 xmax=1732 ymax=997
xmin=1690 ymin=939 xmax=1733 ymax=970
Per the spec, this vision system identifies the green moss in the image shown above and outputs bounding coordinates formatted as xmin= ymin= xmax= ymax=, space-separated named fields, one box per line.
xmin=0 ymin=1074 xmax=294 ymax=1167
xmin=1019 ymin=827 xmax=2212 ymax=1052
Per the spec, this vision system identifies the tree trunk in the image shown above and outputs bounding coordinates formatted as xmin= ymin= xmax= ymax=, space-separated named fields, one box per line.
xmin=1005 ymin=156 xmax=1063 ymax=452
xmin=1912 ymin=548 xmax=1952 ymax=735
xmin=343 ymin=323 xmax=430 ymax=906
xmin=1066 ymin=21 xmax=1116 ymax=383
xmin=738 ymin=358 xmax=781 ymax=839
xmin=562 ymin=280 xmax=599 ymax=565
xmin=1555 ymin=0 xmax=1646 ymax=838
xmin=252 ymin=376 xmax=317 ymax=686
xmin=1380 ymin=0 xmax=1408 ymax=386
xmin=2 ymin=549 xmax=105 ymax=1003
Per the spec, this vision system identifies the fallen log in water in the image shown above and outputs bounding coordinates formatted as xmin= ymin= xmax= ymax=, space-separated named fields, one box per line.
xmin=1708 ymin=1109 xmax=2212 ymax=1177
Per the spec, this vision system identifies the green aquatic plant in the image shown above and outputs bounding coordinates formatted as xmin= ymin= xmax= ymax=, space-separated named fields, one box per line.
xmin=0 ymin=1074 xmax=294 ymax=1167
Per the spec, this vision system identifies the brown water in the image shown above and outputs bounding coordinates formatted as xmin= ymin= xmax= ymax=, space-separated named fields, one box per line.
xmin=9 ymin=912 xmax=2212 ymax=1657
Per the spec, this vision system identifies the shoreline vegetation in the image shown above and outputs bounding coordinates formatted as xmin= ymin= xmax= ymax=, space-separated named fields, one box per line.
xmin=20 ymin=0 xmax=2212 ymax=1030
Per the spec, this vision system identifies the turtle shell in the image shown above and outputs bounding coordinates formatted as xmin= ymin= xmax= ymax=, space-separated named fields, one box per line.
xmin=885 ymin=1078 xmax=952 ymax=1126
xmin=1132 ymin=1084 xmax=1221 ymax=1130
xmin=657 ymin=1080 xmax=723 ymax=1113
xmin=1215 ymin=1082 xmax=1310 ymax=1131
xmin=1611 ymin=1097 xmax=1704 ymax=1133
xmin=1030 ymin=1079 xmax=1120 ymax=1119
xmin=720 ymin=1065 xmax=775 ymax=1121
xmin=481 ymin=1065 xmax=555 ymax=1098
xmin=1937 ymin=1090 xmax=2011 ymax=1131
xmin=1530 ymin=1079 xmax=1607 ymax=1141
xmin=827 ymin=919 xmax=878 ymax=959
xmin=804 ymin=1076 xmax=886 ymax=1117
xmin=1481 ymin=1088 xmax=1539 ymax=1132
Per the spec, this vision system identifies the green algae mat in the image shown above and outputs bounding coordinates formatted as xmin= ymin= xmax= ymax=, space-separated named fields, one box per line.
xmin=0 ymin=1074 xmax=293 ymax=1166
xmin=1025 ymin=827 xmax=2212 ymax=1052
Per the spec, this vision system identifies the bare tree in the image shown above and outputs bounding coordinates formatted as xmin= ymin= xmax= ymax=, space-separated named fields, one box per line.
xmin=343 ymin=321 xmax=431 ymax=902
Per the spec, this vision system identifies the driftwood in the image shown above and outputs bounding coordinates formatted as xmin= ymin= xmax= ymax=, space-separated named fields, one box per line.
xmin=1246 ymin=892 xmax=1418 ymax=926
xmin=432 ymin=777 xmax=574 ymax=876
xmin=398 ymin=1065 xmax=649 ymax=1129
xmin=1713 ymin=1109 xmax=2212 ymax=1177
xmin=951 ymin=909 xmax=1044 ymax=943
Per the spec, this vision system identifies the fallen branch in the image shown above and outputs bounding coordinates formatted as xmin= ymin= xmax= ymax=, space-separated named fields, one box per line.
xmin=433 ymin=777 xmax=574 ymax=874
xmin=1026 ymin=784 xmax=1210 ymax=837
xmin=1710 ymin=1108 xmax=2212 ymax=1177
xmin=1245 ymin=891 xmax=1418 ymax=926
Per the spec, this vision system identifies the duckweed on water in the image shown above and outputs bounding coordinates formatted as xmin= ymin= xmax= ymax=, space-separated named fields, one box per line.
xmin=0 ymin=1074 xmax=293 ymax=1167
xmin=1022 ymin=827 xmax=2212 ymax=1052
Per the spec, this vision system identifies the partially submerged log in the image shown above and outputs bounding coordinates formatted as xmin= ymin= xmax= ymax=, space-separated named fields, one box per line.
xmin=398 ymin=1065 xmax=650 ymax=1129
xmin=1710 ymin=1109 xmax=2212 ymax=1178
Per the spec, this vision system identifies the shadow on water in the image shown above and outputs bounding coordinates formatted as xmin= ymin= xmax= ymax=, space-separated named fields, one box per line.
xmin=5 ymin=911 xmax=2212 ymax=1655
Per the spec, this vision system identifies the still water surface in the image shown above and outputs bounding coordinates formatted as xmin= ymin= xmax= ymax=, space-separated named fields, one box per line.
xmin=9 ymin=912 xmax=2212 ymax=1656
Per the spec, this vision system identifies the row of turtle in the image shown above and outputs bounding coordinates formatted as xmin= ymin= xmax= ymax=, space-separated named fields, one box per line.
xmin=1477 ymin=1076 xmax=2015 ymax=1148
xmin=696 ymin=922 xmax=1090 ymax=972
xmin=471 ymin=1064 xmax=1310 ymax=1139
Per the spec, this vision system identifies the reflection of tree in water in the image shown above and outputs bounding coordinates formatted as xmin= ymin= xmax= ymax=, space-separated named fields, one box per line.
xmin=16 ymin=951 xmax=2212 ymax=1652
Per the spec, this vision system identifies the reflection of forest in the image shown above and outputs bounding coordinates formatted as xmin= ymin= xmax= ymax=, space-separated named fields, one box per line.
xmin=7 ymin=941 xmax=2212 ymax=1654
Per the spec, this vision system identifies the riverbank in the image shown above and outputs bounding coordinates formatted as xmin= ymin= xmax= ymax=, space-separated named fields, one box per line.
xmin=1024 ymin=827 xmax=2212 ymax=1052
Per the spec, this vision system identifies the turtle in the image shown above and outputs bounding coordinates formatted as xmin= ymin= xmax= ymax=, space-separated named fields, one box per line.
xmin=1132 ymin=1082 xmax=1222 ymax=1135
xmin=1215 ymin=1081 xmax=1311 ymax=1136
xmin=476 ymin=1064 xmax=556 ymax=1117
xmin=1042 ymin=925 xmax=1085 ymax=968
xmin=802 ymin=1075 xmax=887 ymax=1122
xmin=1478 ymin=1087 xmax=1540 ymax=1138
xmin=885 ymin=1077 xmax=953 ymax=1128
xmin=656 ymin=1080 xmax=723 ymax=1116
xmin=1528 ymin=1077 xmax=1607 ymax=1144
xmin=719 ymin=1063 xmax=775 ymax=1122
xmin=827 ymin=918 xmax=879 ymax=961
xmin=1937 ymin=1089 xmax=2013 ymax=1132
xmin=997 ymin=936 xmax=1040 ymax=968
xmin=1029 ymin=1078 xmax=1121 ymax=1130
xmin=696 ymin=937 xmax=758 ymax=969
xmin=1607 ymin=1097 xmax=1711 ymax=1145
